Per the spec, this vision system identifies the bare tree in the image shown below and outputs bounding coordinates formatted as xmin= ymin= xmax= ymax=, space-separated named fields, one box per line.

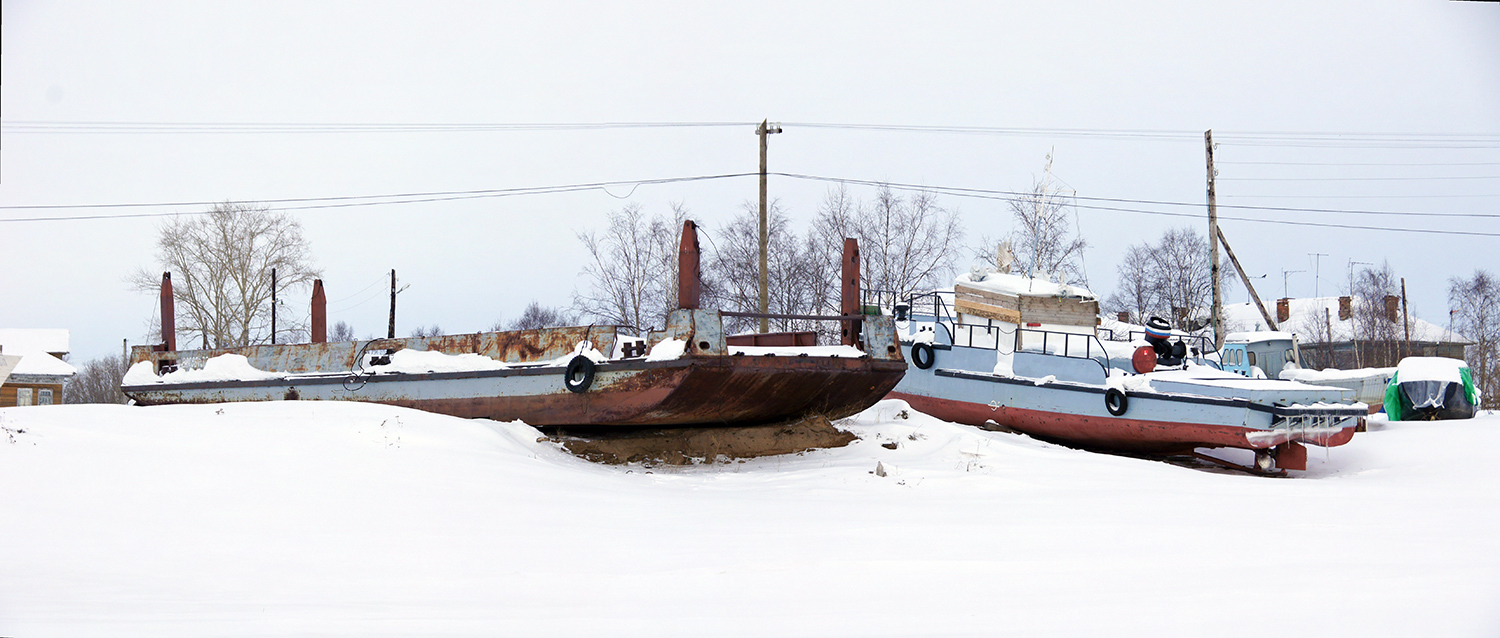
xmin=1102 ymin=227 xmax=1230 ymax=331
xmin=810 ymin=185 xmax=963 ymax=302
xmin=1449 ymin=269 xmax=1498 ymax=408
xmin=64 ymin=354 xmax=131 ymax=404
xmin=859 ymin=187 xmax=964 ymax=299
xmin=129 ymin=202 xmax=321 ymax=348
xmin=328 ymin=321 xmax=356 ymax=342
xmin=507 ymin=301 xmax=577 ymax=331
xmin=1294 ymin=306 xmax=1338 ymax=370
xmin=409 ymin=325 xmax=444 ymax=338
xmin=706 ymin=200 xmax=817 ymax=333
xmin=1008 ymin=174 xmax=1087 ymax=283
xmin=1103 ymin=242 xmax=1157 ymax=326
xmin=573 ymin=203 xmax=688 ymax=332
xmin=1351 ymin=261 xmax=1402 ymax=367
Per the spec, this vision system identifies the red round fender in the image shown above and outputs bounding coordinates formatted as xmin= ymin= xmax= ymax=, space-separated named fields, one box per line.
xmin=1132 ymin=346 xmax=1157 ymax=374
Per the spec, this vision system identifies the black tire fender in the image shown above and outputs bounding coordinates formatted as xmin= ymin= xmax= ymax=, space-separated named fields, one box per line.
xmin=564 ymin=355 xmax=596 ymax=393
xmin=911 ymin=342 xmax=936 ymax=370
xmin=1105 ymin=388 xmax=1128 ymax=416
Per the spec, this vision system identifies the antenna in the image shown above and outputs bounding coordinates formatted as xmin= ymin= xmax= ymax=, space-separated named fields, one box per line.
xmin=1281 ymin=269 xmax=1305 ymax=298
xmin=1309 ymin=253 xmax=1330 ymax=297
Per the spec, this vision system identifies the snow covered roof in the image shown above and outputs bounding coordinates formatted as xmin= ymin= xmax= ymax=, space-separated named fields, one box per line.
xmin=1222 ymin=297 xmax=1469 ymax=345
xmin=10 ymin=351 xmax=76 ymax=377
xmin=0 ymin=329 xmax=70 ymax=356
xmin=955 ymin=271 xmax=1095 ymax=300
xmin=1225 ymin=331 xmax=1295 ymax=343
xmin=0 ymin=329 xmax=76 ymax=378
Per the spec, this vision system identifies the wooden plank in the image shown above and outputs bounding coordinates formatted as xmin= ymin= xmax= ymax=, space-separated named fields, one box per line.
xmin=954 ymin=283 xmax=1021 ymax=307
xmin=1017 ymin=296 xmax=1099 ymax=325
xmin=955 ymin=298 xmax=1022 ymax=323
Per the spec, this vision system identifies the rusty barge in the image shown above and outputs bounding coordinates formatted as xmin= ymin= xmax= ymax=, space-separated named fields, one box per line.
xmin=121 ymin=222 xmax=907 ymax=427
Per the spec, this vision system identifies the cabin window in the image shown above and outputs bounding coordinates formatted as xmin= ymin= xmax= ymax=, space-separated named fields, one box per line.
xmin=38 ymin=389 xmax=53 ymax=405
xmin=16 ymin=388 xmax=32 ymax=406
xmin=1247 ymin=352 xmax=1257 ymax=367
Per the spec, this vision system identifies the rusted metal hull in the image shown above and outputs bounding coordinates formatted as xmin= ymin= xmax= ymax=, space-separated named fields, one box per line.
xmin=126 ymin=223 xmax=907 ymax=428
xmin=124 ymin=355 xmax=905 ymax=427
xmin=123 ymin=308 xmax=908 ymax=427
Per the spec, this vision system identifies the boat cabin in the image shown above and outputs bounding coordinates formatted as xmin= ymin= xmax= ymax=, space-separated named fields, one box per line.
xmin=1221 ymin=331 xmax=1300 ymax=379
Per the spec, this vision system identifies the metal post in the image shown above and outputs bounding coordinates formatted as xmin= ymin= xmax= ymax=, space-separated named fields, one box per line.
xmin=1205 ymin=130 xmax=1223 ymax=350
xmin=388 ymin=269 xmax=397 ymax=339
xmin=270 ymin=267 xmax=277 ymax=345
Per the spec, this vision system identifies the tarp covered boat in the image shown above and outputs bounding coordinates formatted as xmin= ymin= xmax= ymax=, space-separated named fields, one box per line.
xmin=122 ymin=222 xmax=907 ymax=427
xmin=1384 ymin=356 xmax=1480 ymax=421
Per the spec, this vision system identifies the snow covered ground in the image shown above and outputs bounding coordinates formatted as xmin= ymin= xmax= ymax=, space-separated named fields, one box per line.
xmin=2 ymin=401 xmax=1497 ymax=637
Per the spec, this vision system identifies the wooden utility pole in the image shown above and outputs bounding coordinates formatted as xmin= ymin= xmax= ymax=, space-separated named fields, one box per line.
xmin=756 ymin=119 xmax=782 ymax=333
xmin=1205 ymin=130 xmax=1223 ymax=350
xmin=1215 ymin=227 xmax=1278 ymax=331
xmin=270 ymin=267 xmax=278 ymax=345
xmin=1401 ymin=277 xmax=1411 ymax=358
xmin=388 ymin=269 xmax=397 ymax=339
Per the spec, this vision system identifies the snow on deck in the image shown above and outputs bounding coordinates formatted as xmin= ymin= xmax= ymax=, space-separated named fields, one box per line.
xmin=1 ymin=400 xmax=1496 ymax=635
xmin=955 ymin=270 xmax=1096 ymax=299
xmin=1395 ymin=356 xmax=1470 ymax=383
xmin=728 ymin=344 xmax=867 ymax=358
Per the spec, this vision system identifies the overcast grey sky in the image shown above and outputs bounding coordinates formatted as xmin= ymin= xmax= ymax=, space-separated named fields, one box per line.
xmin=4 ymin=1 xmax=1498 ymax=363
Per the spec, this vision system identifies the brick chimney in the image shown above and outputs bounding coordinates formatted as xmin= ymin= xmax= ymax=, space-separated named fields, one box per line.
xmin=1276 ymin=298 xmax=1290 ymax=323
xmin=1385 ymin=295 xmax=1400 ymax=322
xmin=1338 ymin=296 xmax=1351 ymax=321
xmin=1117 ymin=311 xmax=1130 ymax=323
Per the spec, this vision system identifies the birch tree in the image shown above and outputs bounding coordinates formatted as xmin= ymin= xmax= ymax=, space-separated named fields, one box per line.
xmin=1008 ymin=175 xmax=1087 ymax=283
xmin=130 ymin=202 xmax=320 ymax=348
xmin=1449 ymin=269 xmax=1498 ymax=408
xmin=572 ymin=203 xmax=688 ymax=332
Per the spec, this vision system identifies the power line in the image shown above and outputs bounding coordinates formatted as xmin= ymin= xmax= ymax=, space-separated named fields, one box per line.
xmin=1219 ymin=175 xmax=1500 ymax=182
xmin=784 ymin=123 xmax=1202 ymax=141
xmin=773 ymin=173 xmax=1500 ymax=219
xmin=7 ymin=119 xmax=1499 ymax=148
xmin=4 ymin=171 xmax=1496 ymax=236
xmin=1 ymin=120 xmax=752 ymax=134
xmin=1223 ymin=193 xmax=1500 ymax=199
xmin=773 ymin=174 xmax=1500 ymax=237
xmin=0 ymin=173 xmax=757 ymax=221
xmin=1219 ymin=160 xmax=1500 ymax=167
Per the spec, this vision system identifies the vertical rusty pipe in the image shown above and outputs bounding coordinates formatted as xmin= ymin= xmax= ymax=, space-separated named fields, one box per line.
xmin=160 ymin=272 xmax=176 ymax=351
xmin=841 ymin=238 xmax=860 ymax=347
xmin=678 ymin=220 xmax=700 ymax=310
xmin=311 ymin=279 xmax=327 ymax=343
